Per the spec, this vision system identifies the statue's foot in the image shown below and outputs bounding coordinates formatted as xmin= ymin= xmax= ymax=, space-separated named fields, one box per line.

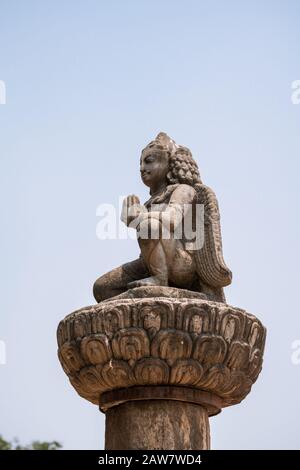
xmin=127 ymin=275 xmax=168 ymax=288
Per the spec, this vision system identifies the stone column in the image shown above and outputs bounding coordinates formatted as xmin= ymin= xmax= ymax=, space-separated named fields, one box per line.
xmin=105 ymin=400 xmax=209 ymax=450
xmin=57 ymin=287 xmax=266 ymax=450
xmin=101 ymin=385 xmax=222 ymax=449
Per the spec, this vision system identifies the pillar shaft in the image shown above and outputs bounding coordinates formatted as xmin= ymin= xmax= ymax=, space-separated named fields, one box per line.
xmin=105 ymin=400 xmax=210 ymax=450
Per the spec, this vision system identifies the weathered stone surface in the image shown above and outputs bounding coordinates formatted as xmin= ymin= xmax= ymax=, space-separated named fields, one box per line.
xmin=105 ymin=400 xmax=210 ymax=450
xmin=57 ymin=287 xmax=266 ymax=410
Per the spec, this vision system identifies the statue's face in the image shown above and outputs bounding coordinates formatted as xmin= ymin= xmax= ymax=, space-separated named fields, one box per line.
xmin=140 ymin=148 xmax=169 ymax=189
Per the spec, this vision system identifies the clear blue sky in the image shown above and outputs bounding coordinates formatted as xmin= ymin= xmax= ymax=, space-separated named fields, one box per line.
xmin=1 ymin=0 xmax=300 ymax=449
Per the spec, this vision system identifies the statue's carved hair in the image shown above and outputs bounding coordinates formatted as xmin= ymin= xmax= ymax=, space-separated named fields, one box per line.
xmin=167 ymin=146 xmax=202 ymax=186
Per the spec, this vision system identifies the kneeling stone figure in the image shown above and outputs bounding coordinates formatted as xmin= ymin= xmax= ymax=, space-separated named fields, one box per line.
xmin=93 ymin=132 xmax=232 ymax=304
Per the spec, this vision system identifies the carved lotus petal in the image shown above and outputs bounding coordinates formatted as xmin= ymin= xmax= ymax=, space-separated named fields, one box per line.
xmin=59 ymin=342 xmax=84 ymax=374
xmin=73 ymin=317 xmax=88 ymax=339
xmin=79 ymin=366 xmax=103 ymax=393
xmin=248 ymin=322 xmax=263 ymax=349
xmin=81 ymin=334 xmax=112 ymax=365
xmin=182 ymin=305 xmax=210 ymax=334
xmin=193 ymin=335 xmax=227 ymax=368
xmin=103 ymin=308 xmax=126 ymax=338
xmin=248 ymin=348 xmax=263 ymax=382
xmin=197 ymin=364 xmax=232 ymax=393
xmin=134 ymin=358 xmax=169 ymax=385
xmin=219 ymin=311 xmax=245 ymax=343
xmin=220 ymin=371 xmax=252 ymax=399
xmin=112 ymin=328 xmax=150 ymax=366
xmin=151 ymin=329 xmax=193 ymax=366
xmin=170 ymin=359 xmax=203 ymax=386
xmin=101 ymin=360 xmax=135 ymax=389
xmin=226 ymin=341 xmax=250 ymax=371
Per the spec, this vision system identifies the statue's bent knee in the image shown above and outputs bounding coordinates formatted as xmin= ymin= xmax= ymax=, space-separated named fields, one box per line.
xmin=138 ymin=217 xmax=167 ymax=241
xmin=93 ymin=277 xmax=106 ymax=303
xmin=93 ymin=273 xmax=117 ymax=302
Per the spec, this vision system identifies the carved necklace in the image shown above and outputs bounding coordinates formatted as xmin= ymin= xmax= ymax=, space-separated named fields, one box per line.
xmin=144 ymin=184 xmax=179 ymax=209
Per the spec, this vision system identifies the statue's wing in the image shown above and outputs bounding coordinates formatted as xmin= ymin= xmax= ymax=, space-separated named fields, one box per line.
xmin=193 ymin=184 xmax=232 ymax=288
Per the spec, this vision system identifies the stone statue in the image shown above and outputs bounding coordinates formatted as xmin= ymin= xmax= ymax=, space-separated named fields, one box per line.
xmin=93 ymin=132 xmax=232 ymax=303
xmin=57 ymin=131 xmax=266 ymax=450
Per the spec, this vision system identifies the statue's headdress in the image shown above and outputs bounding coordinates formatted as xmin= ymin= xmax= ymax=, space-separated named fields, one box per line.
xmin=142 ymin=132 xmax=179 ymax=156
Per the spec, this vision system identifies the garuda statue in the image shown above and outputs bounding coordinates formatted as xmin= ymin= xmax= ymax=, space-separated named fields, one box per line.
xmin=93 ymin=133 xmax=232 ymax=303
